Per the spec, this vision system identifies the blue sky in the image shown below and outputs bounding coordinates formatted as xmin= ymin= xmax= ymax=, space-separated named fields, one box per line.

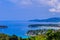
xmin=0 ymin=0 xmax=60 ymax=20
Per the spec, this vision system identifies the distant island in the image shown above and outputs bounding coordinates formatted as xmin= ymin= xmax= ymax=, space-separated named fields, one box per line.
xmin=29 ymin=17 xmax=60 ymax=22
xmin=28 ymin=24 xmax=60 ymax=28
xmin=0 ymin=25 xmax=8 ymax=29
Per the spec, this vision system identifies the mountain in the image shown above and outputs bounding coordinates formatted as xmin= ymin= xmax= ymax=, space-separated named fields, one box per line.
xmin=29 ymin=17 xmax=60 ymax=22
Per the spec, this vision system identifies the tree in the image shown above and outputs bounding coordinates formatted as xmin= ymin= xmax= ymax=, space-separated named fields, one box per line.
xmin=9 ymin=35 xmax=18 ymax=40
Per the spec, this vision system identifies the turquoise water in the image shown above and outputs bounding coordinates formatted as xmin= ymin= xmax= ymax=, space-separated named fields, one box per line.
xmin=0 ymin=21 xmax=30 ymax=38
xmin=0 ymin=21 xmax=60 ymax=38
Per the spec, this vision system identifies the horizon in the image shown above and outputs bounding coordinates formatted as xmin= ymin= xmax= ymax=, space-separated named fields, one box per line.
xmin=0 ymin=17 xmax=59 ymax=21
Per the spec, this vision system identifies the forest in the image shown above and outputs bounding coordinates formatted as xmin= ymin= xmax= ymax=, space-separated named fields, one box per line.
xmin=0 ymin=29 xmax=60 ymax=40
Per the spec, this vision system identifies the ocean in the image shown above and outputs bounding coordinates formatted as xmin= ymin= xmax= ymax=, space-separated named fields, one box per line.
xmin=0 ymin=21 xmax=60 ymax=38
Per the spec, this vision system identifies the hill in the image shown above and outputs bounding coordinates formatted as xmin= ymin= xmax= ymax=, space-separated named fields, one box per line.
xmin=29 ymin=17 xmax=60 ymax=22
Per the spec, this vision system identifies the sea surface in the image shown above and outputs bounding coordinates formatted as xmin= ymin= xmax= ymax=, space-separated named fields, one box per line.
xmin=0 ymin=21 xmax=60 ymax=38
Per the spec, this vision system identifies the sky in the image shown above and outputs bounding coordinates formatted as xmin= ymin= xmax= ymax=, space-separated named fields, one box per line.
xmin=0 ymin=0 xmax=60 ymax=20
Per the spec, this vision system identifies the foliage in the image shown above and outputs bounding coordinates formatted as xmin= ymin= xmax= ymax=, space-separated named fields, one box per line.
xmin=0 ymin=29 xmax=60 ymax=40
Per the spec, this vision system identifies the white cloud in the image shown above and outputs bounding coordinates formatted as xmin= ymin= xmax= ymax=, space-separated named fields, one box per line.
xmin=7 ymin=0 xmax=32 ymax=6
xmin=6 ymin=0 xmax=60 ymax=12
xmin=49 ymin=8 xmax=60 ymax=12
xmin=20 ymin=0 xmax=32 ymax=6
xmin=49 ymin=8 xmax=56 ymax=12
xmin=37 ymin=0 xmax=60 ymax=12
xmin=48 ymin=0 xmax=60 ymax=12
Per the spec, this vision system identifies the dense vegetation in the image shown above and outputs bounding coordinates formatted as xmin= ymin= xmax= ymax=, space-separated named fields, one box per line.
xmin=0 ymin=29 xmax=60 ymax=40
